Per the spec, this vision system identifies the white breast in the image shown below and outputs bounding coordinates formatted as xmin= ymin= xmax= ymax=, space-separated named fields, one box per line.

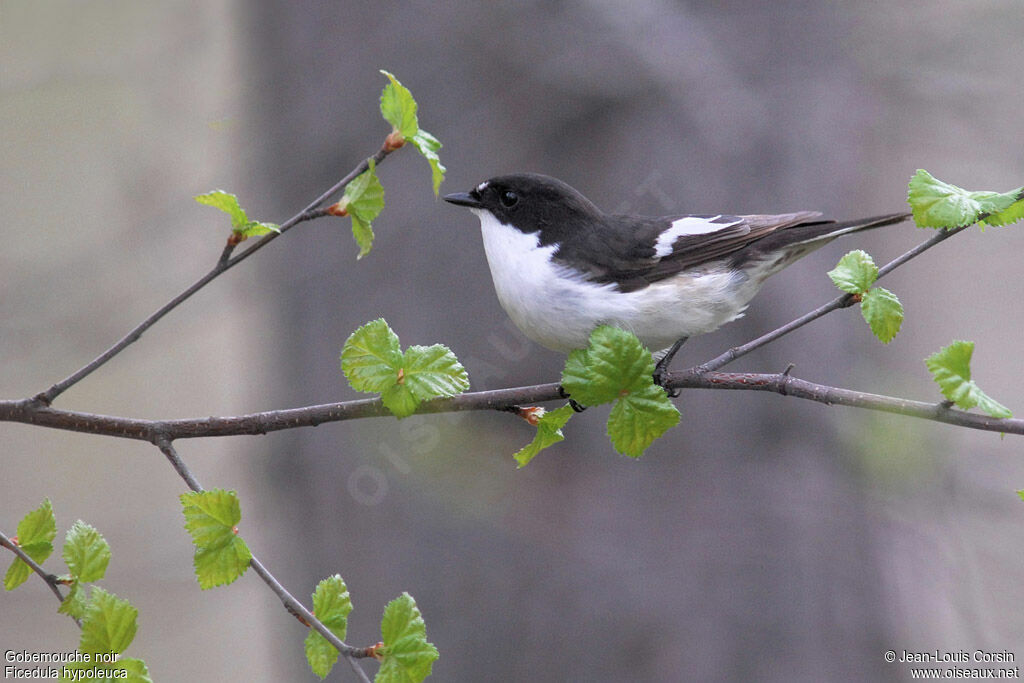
xmin=474 ymin=211 xmax=756 ymax=352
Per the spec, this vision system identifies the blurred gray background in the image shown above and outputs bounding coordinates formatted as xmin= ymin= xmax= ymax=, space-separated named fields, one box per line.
xmin=3 ymin=2 xmax=1024 ymax=681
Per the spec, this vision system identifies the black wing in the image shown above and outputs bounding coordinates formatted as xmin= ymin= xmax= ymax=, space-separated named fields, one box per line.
xmin=553 ymin=211 xmax=825 ymax=292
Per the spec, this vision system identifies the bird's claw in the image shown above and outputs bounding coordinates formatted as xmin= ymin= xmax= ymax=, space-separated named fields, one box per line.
xmin=652 ymin=367 xmax=680 ymax=398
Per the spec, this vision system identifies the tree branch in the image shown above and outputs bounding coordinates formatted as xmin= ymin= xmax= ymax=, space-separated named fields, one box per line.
xmin=154 ymin=439 xmax=372 ymax=681
xmin=4 ymin=366 xmax=1021 ymax=440
xmin=33 ymin=143 xmax=394 ymax=407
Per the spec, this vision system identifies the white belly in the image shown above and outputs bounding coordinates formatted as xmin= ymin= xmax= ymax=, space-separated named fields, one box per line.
xmin=475 ymin=211 xmax=757 ymax=352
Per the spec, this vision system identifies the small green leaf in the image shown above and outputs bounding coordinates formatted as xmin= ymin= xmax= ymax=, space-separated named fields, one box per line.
xmin=380 ymin=384 xmax=421 ymax=419
xmin=79 ymin=587 xmax=138 ymax=655
xmin=560 ymin=348 xmax=598 ymax=404
xmin=380 ymin=70 xmax=419 ymax=139
xmin=560 ymin=326 xmax=653 ymax=405
xmin=180 ymin=489 xmax=252 ymax=589
xmin=63 ymin=520 xmax=111 ymax=583
xmin=828 ymin=250 xmax=878 ymax=294
xmin=341 ymin=159 xmax=385 ymax=259
xmin=61 ymin=658 xmax=152 ymax=683
xmin=304 ymin=575 xmax=353 ymax=679
xmin=860 ymin=287 xmax=904 ymax=344
xmin=58 ymin=581 xmax=89 ymax=619
xmin=409 ymin=130 xmax=446 ymax=196
xmin=351 ymin=215 xmax=375 ymax=260
xmin=195 ymin=190 xmax=247 ymax=227
xmin=342 ymin=319 xmax=404 ymax=393
xmin=980 ymin=192 xmax=1024 ymax=227
xmin=607 ymin=383 xmax=681 ymax=457
xmin=377 ymin=592 xmax=438 ymax=683
xmin=401 ymin=344 xmax=470 ymax=402
xmin=907 ymin=170 xmax=1022 ymax=229
xmin=378 ymin=71 xmax=445 ymax=195
xmin=342 ymin=320 xmax=469 ymax=418
xmin=237 ymin=220 xmax=281 ymax=238
xmin=926 ymin=341 xmax=1012 ymax=418
xmin=195 ymin=190 xmax=280 ymax=236
xmin=1018 ymin=490 xmax=1024 ymax=502
xmin=4 ymin=499 xmax=57 ymax=591
xmin=560 ymin=326 xmax=680 ymax=456
xmin=514 ymin=404 xmax=576 ymax=467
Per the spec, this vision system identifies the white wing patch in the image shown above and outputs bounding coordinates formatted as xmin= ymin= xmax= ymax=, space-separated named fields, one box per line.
xmin=654 ymin=215 xmax=738 ymax=258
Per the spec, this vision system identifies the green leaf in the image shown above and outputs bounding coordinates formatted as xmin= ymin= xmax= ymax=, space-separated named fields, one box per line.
xmin=907 ymin=170 xmax=1022 ymax=229
xmin=304 ymin=575 xmax=353 ymax=679
xmin=828 ymin=250 xmax=878 ymax=294
xmin=1018 ymin=490 xmax=1024 ymax=502
xmin=61 ymin=658 xmax=152 ymax=683
xmin=4 ymin=499 xmax=57 ymax=591
xmin=409 ymin=130 xmax=446 ymax=196
xmin=58 ymin=581 xmax=89 ymax=619
xmin=63 ymin=520 xmax=111 ymax=583
xmin=180 ymin=489 xmax=252 ymax=589
xmin=342 ymin=319 xmax=404 ymax=393
xmin=342 ymin=320 xmax=469 ymax=418
xmin=377 ymin=592 xmax=438 ymax=683
xmin=341 ymin=159 xmax=385 ymax=259
xmin=351 ymin=215 xmax=375 ymax=260
xmin=981 ymin=192 xmax=1024 ymax=227
xmin=926 ymin=341 xmax=1012 ymax=418
xmin=236 ymin=220 xmax=281 ymax=238
xmin=380 ymin=344 xmax=468 ymax=419
xmin=380 ymin=70 xmax=419 ymax=139
xmin=560 ymin=326 xmax=680 ymax=456
xmin=560 ymin=326 xmax=654 ymax=405
xmin=79 ymin=587 xmax=138 ymax=655
xmin=195 ymin=190 xmax=246 ymax=226
xmin=380 ymin=384 xmax=420 ymax=419
xmin=378 ymin=71 xmax=445 ymax=195
xmin=402 ymin=345 xmax=470 ymax=402
xmin=860 ymin=287 xmax=904 ymax=344
xmin=195 ymin=190 xmax=280 ymax=236
xmin=514 ymin=404 xmax=576 ymax=467
xmin=607 ymin=383 xmax=681 ymax=457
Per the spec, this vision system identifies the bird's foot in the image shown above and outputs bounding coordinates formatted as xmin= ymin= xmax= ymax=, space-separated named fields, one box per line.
xmin=558 ymin=385 xmax=587 ymax=412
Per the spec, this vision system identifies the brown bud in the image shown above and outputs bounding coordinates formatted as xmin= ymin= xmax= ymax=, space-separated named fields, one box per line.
xmin=326 ymin=201 xmax=349 ymax=217
xmin=384 ymin=130 xmax=406 ymax=152
xmin=518 ymin=406 xmax=545 ymax=426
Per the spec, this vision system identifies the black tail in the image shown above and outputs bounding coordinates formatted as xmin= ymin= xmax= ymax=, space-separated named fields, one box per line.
xmin=748 ymin=212 xmax=911 ymax=254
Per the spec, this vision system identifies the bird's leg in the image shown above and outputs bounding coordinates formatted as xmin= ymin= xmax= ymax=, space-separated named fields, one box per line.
xmin=653 ymin=337 xmax=688 ymax=397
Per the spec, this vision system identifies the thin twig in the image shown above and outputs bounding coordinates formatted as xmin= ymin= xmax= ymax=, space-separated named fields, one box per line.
xmin=33 ymin=144 xmax=393 ymax=407
xmin=155 ymin=438 xmax=204 ymax=492
xmin=689 ymin=224 xmax=969 ymax=375
xmin=0 ymin=529 xmax=80 ymax=627
xmin=670 ymin=370 xmax=1018 ymax=433
xmin=154 ymin=438 xmax=371 ymax=679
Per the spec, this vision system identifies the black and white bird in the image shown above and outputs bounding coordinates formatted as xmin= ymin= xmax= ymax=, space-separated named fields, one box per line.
xmin=443 ymin=173 xmax=908 ymax=381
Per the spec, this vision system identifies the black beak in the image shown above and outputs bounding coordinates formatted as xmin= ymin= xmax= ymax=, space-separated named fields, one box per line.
xmin=443 ymin=191 xmax=482 ymax=208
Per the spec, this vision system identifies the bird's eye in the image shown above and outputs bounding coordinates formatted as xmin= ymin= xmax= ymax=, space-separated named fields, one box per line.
xmin=500 ymin=190 xmax=519 ymax=208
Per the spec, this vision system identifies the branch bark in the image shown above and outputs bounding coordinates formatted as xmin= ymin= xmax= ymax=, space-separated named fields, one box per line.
xmin=3 ymin=368 xmax=1021 ymax=440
